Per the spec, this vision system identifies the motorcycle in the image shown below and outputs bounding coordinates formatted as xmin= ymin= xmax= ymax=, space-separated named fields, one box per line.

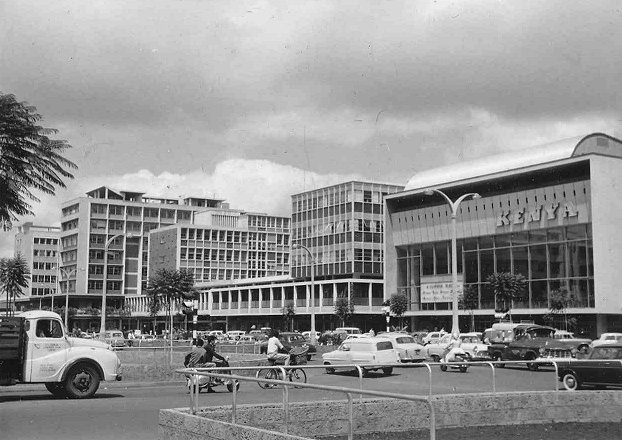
xmin=185 ymin=357 xmax=240 ymax=393
xmin=439 ymin=348 xmax=470 ymax=373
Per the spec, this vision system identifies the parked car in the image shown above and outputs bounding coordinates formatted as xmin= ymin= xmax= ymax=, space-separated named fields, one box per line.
xmin=553 ymin=330 xmax=592 ymax=354
xmin=226 ymin=330 xmax=245 ymax=341
xmin=334 ymin=327 xmax=362 ymax=335
xmin=259 ymin=332 xmax=317 ymax=360
xmin=103 ymin=330 xmax=126 ymax=348
xmin=458 ymin=333 xmax=491 ymax=361
xmin=376 ymin=333 xmax=426 ymax=363
xmin=236 ymin=334 xmax=259 ymax=344
xmin=557 ymin=344 xmax=622 ymax=390
xmin=322 ymin=337 xmax=400 ymax=376
xmin=422 ymin=331 xmax=448 ymax=345
xmin=302 ymin=331 xmax=321 ymax=341
xmin=591 ymin=333 xmax=622 ymax=348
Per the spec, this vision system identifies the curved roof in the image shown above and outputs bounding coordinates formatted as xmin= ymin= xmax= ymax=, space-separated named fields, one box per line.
xmin=405 ymin=133 xmax=622 ymax=190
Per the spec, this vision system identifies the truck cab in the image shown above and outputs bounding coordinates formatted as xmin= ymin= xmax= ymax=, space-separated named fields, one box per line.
xmin=0 ymin=311 xmax=121 ymax=398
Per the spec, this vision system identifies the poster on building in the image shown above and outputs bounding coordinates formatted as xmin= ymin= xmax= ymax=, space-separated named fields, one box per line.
xmin=420 ymin=282 xmax=463 ymax=303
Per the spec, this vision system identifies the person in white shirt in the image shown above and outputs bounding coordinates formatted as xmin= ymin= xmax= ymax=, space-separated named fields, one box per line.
xmin=267 ymin=330 xmax=290 ymax=365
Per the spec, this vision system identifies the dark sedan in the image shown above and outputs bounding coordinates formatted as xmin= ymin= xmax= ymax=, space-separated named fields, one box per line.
xmin=259 ymin=332 xmax=317 ymax=360
xmin=558 ymin=344 xmax=622 ymax=390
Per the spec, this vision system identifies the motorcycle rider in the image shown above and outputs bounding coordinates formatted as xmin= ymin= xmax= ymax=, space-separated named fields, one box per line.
xmin=184 ymin=336 xmax=228 ymax=393
xmin=443 ymin=332 xmax=467 ymax=362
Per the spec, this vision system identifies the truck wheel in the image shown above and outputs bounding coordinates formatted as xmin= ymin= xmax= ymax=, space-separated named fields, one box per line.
xmin=45 ymin=382 xmax=67 ymax=399
xmin=64 ymin=363 xmax=101 ymax=399
xmin=382 ymin=367 xmax=393 ymax=376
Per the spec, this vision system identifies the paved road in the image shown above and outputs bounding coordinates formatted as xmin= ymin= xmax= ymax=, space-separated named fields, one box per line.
xmin=0 ymin=362 xmax=561 ymax=440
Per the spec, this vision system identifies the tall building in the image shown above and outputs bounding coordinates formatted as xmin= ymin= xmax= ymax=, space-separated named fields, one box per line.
xmin=58 ymin=186 xmax=226 ymax=330
xmin=385 ymin=133 xmax=622 ymax=337
xmin=171 ymin=181 xmax=404 ymax=333
xmin=11 ymin=223 xmax=60 ymax=310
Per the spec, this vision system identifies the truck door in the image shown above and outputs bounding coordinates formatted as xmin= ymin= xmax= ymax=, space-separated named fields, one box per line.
xmin=25 ymin=318 xmax=69 ymax=382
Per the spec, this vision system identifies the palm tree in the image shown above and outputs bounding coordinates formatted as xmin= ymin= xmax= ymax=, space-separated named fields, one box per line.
xmin=0 ymin=255 xmax=30 ymax=316
xmin=0 ymin=93 xmax=77 ymax=231
xmin=145 ymin=268 xmax=198 ymax=337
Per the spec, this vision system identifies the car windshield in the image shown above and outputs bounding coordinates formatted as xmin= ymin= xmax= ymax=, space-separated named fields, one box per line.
xmin=461 ymin=336 xmax=479 ymax=343
xmin=395 ymin=336 xmax=415 ymax=344
xmin=287 ymin=335 xmax=304 ymax=342
xmin=603 ymin=335 xmax=621 ymax=341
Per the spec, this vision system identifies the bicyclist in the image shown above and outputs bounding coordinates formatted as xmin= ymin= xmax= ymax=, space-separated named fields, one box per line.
xmin=267 ymin=329 xmax=290 ymax=366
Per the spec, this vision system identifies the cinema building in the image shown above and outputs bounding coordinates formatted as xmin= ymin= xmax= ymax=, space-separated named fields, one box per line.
xmin=384 ymin=133 xmax=622 ymax=337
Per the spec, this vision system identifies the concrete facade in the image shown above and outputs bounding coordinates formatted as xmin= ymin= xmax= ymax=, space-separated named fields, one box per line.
xmin=384 ymin=133 xmax=622 ymax=337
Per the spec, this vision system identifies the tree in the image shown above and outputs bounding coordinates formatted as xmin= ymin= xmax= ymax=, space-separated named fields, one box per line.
xmin=145 ymin=268 xmax=198 ymax=338
xmin=389 ymin=293 xmax=408 ymax=330
xmin=334 ymin=295 xmax=354 ymax=327
xmin=459 ymin=285 xmax=479 ymax=332
xmin=281 ymin=302 xmax=296 ymax=331
xmin=486 ymin=272 xmax=527 ymax=321
xmin=0 ymin=93 xmax=78 ymax=231
xmin=547 ymin=288 xmax=577 ymax=331
xmin=0 ymin=255 xmax=30 ymax=316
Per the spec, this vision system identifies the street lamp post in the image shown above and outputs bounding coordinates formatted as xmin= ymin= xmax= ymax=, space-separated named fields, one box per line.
xmin=423 ymin=189 xmax=481 ymax=336
xmin=292 ymin=243 xmax=316 ymax=346
xmin=100 ymin=233 xmax=132 ymax=340
xmin=60 ymin=267 xmax=76 ymax=330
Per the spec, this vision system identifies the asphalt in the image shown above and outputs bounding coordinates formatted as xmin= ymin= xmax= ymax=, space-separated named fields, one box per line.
xmin=0 ymin=379 xmax=184 ymax=394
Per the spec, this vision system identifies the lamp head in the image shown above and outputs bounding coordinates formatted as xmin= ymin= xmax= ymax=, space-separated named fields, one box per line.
xmin=423 ymin=190 xmax=435 ymax=196
xmin=292 ymin=243 xmax=301 ymax=249
xmin=472 ymin=193 xmax=481 ymax=200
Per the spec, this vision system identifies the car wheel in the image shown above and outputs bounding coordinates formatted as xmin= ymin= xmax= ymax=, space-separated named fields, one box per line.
xmin=525 ymin=353 xmax=539 ymax=371
xmin=459 ymin=366 xmax=468 ymax=373
xmin=578 ymin=345 xmax=589 ymax=355
xmin=562 ymin=372 xmax=580 ymax=391
xmin=361 ymin=368 xmax=369 ymax=378
xmin=382 ymin=367 xmax=393 ymax=376
xmin=307 ymin=354 xmax=312 ymax=362
xmin=227 ymin=380 xmax=240 ymax=392
xmin=492 ymin=352 xmax=505 ymax=368
xmin=440 ymin=364 xmax=447 ymax=372
xmin=431 ymin=355 xmax=440 ymax=363
xmin=45 ymin=382 xmax=67 ymax=399
xmin=64 ymin=363 xmax=100 ymax=399
xmin=325 ymin=367 xmax=335 ymax=374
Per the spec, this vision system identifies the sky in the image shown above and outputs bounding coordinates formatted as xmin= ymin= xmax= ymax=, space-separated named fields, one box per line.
xmin=1 ymin=0 xmax=622 ymax=257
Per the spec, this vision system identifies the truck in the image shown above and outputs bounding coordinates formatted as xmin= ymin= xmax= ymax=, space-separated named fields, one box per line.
xmin=0 ymin=310 xmax=122 ymax=398
xmin=487 ymin=323 xmax=573 ymax=371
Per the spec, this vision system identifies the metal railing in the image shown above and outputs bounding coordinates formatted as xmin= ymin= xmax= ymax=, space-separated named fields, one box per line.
xmin=178 ymin=367 xmax=436 ymax=440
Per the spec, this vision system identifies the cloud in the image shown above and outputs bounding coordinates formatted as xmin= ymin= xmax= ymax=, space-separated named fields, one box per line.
xmin=0 ymin=159 xmax=362 ymax=257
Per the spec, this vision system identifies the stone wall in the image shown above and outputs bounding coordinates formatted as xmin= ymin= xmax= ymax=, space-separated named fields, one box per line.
xmin=159 ymin=391 xmax=622 ymax=440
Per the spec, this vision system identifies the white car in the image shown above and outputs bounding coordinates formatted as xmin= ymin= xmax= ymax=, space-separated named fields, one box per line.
xmin=422 ymin=331 xmax=448 ymax=345
xmin=591 ymin=332 xmax=622 ymax=348
xmin=302 ymin=331 xmax=321 ymax=341
xmin=322 ymin=337 xmax=400 ymax=376
xmin=226 ymin=330 xmax=245 ymax=341
xmin=458 ymin=333 xmax=490 ymax=361
xmin=377 ymin=333 xmax=426 ymax=363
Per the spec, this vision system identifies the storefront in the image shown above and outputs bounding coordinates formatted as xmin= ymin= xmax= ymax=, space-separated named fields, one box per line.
xmin=385 ymin=133 xmax=622 ymax=337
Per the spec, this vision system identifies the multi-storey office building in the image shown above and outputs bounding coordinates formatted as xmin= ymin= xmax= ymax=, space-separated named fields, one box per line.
xmin=10 ymin=223 xmax=60 ymax=311
xmin=385 ymin=133 xmax=622 ymax=337
xmin=188 ymin=182 xmax=405 ymax=332
xmin=57 ymin=186 xmax=225 ymax=330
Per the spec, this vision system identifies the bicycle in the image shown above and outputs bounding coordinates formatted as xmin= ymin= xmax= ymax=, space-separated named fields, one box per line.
xmin=256 ymin=346 xmax=308 ymax=389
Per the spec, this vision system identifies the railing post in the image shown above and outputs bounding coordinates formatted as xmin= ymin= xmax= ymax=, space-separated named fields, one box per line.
xmin=486 ymin=362 xmax=496 ymax=394
xmin=427 ymin=398 xmax=436 ymax=440
xmin=354 ymin=365 xmax=363 ymax=402
xmin=346 ymin=392 xmax=354 ymax=440
xmin=552 ymin=361 xmax=559 ymax=402
xmin=282 ymin=384 xmax=290 ymax=434
xmin=423 ymin=363 xmax=432 ymax=396
xmin=231 ymin=379 xmax=238 ymax=424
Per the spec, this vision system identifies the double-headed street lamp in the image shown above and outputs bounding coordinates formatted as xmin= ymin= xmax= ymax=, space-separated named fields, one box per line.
xmin=292 ymin=243 xmax=316 ymax=346
xmin=423 ymin=189 xmax=481 ymax=336
xmin=59 ymin=267 xmax=76 ymax=329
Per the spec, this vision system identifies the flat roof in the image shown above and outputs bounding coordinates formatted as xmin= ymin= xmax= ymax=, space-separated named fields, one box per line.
xmin=403 ymin=132 xmax=622 ymax=192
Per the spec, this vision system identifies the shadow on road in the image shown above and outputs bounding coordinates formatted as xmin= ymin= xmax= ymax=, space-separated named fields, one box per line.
xmin=0 ymin=392 xmax=124 ymax=403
